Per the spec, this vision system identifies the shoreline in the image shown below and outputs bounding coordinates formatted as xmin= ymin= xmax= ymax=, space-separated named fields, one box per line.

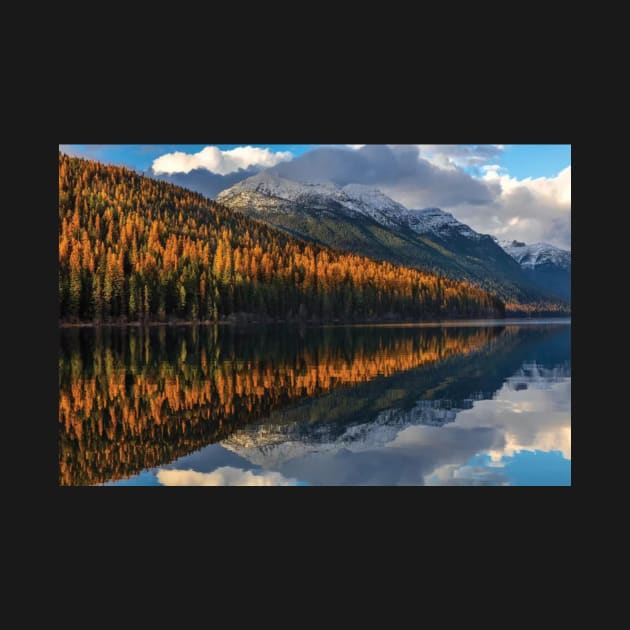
xmin=59 ymin=315 xmax=571 ymax=329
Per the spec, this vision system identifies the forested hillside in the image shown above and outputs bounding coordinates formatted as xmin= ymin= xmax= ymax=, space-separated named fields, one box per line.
xmin=216 ymin=173 xmax=569 ymax=312
xmin=58 ymin=154 xmax=504 ymax=323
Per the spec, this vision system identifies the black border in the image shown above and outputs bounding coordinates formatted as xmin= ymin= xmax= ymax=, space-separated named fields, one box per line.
xmin=36 ymin=92 xmax=582 ymax=563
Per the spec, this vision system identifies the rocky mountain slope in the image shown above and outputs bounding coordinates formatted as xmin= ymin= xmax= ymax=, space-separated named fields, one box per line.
xmin=217 ymin=173 xmax=567 ymax=307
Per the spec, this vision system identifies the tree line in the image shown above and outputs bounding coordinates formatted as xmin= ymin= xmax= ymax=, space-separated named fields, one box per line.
xmin=59 ymin=154 xmax=505 ymax=323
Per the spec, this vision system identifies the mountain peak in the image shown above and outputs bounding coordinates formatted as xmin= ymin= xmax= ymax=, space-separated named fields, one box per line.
xmin=217 ymin=173 xmax=408 ymax=227
xmin=218 ymin=173 xmax=497 ymax=243
xmin=218 ymin=172 xmax=339 ymax=200
xmin=498 ymin=239 xmax=571 ymax=270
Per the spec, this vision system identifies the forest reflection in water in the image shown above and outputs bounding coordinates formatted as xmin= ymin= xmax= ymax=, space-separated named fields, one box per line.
xmin=59 ymin=322 xmax=571 ymax=486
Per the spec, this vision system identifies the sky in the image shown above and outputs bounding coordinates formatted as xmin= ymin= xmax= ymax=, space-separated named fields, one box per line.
xmin=59 ymin=144 xmax=571 ymax=249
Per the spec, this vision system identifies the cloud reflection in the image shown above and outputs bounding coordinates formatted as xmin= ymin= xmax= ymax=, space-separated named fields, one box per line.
xmin=214 ymin=364 xmax=570 ymax=486
xmin=157 ymin=466 xmax=299 ymax=486
xmin=454 ymin=378 xmax=571 ymax=461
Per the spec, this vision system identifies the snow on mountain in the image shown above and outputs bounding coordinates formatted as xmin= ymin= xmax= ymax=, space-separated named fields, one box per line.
xmin=340 ymin=183 xmax=408 ymax=214
xmin=220 ymin=171 xmax=339 ymax=201
xmin=217 ymin=173 xmax=408 ymax=228
xmin=217 ymin=173 xmax=487 ymax=238
xmin=338 ymin=183 xmax=410 ymax=227
xmin=497 ymin=239 xmax=571 ymax=270
xmin=405 ymin=208 xmax=483 ymax=240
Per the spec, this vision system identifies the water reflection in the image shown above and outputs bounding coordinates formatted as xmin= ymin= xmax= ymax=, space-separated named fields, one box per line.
xmin=59 ymin=322 xmax=571 ymax=486
xmin=214 ymin=368 xmax=570 ymax=486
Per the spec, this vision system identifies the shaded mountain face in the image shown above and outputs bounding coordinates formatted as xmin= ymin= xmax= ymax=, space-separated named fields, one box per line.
xmin=217 ymin=173 xmax=565 ymax=307
xmin=498 ymin=240 xmax=571 ymax=302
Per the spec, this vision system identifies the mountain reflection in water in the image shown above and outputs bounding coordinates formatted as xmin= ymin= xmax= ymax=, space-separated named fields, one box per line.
xmin=59 ymin=322 xmax=570 ymax=486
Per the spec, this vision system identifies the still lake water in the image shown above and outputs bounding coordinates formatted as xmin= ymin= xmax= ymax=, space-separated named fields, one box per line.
xmin=59 ymin=320 xmax=571 ymax=486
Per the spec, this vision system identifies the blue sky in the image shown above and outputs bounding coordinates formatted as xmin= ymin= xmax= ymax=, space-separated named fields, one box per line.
xmin=59 ymin=144 xmax=324 ymax=172
xmin=59 ymin=143 xmax=571 ymax=248
xmin=499 ymin=144 xmax=571 ymax=179
xmin=59 ymin=143 xmax=569 ymax=179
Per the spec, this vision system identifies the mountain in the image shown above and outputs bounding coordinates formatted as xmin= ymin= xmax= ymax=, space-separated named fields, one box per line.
xmin=499 ymin=240 xmax=571 ymax=270
xmin=216 ymin=172 xmax=413 ymax=235
xmin=498 ymin=240 xmax=571 ymax=301
xmin=217 ymin=173 xmax=566 ymax=309
xmin=58 ymin=154 xmax=504 ymax=324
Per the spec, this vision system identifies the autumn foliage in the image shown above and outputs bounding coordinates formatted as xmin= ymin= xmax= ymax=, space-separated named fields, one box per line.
xmin=59 ymin=154 xmax=505 ymax=322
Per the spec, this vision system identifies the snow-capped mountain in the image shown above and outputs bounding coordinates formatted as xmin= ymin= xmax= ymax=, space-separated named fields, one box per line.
xmin=496 ymin=239 xmax=571 ymax=301
xmin=217 ymin=173 xmax=409 ymax=229
xmin=497 ymin=239 xmax=571 ymax=271
xmin=216 ymin=173 xmax=568 ymax=306
xmin=218 ymin=173 xmax=482 ymax=238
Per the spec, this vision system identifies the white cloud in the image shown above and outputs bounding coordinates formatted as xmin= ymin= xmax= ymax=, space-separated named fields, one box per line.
xmin=156 ymin=466 xmax=299 ymax=486
xmin=417 ymin=144 xmax=505 ymax=170
xmin=482 ymin=164 xmax=504 ymax=175
xmin=152 ymin=145 xmax=293 ymax=176
xmin=482 ymin=164 xmax=571 ymax=207
xmin=452 ymin=165 xmax=571 ymax=248
xmin=149 ymin=143 xmax=570 ymax=248
xmin=273 ymin=144 xmax=494 ymax=208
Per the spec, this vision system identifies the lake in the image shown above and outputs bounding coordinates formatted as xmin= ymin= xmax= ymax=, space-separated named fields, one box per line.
xmin=59 ymin=320 xmax=571 ymax=486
